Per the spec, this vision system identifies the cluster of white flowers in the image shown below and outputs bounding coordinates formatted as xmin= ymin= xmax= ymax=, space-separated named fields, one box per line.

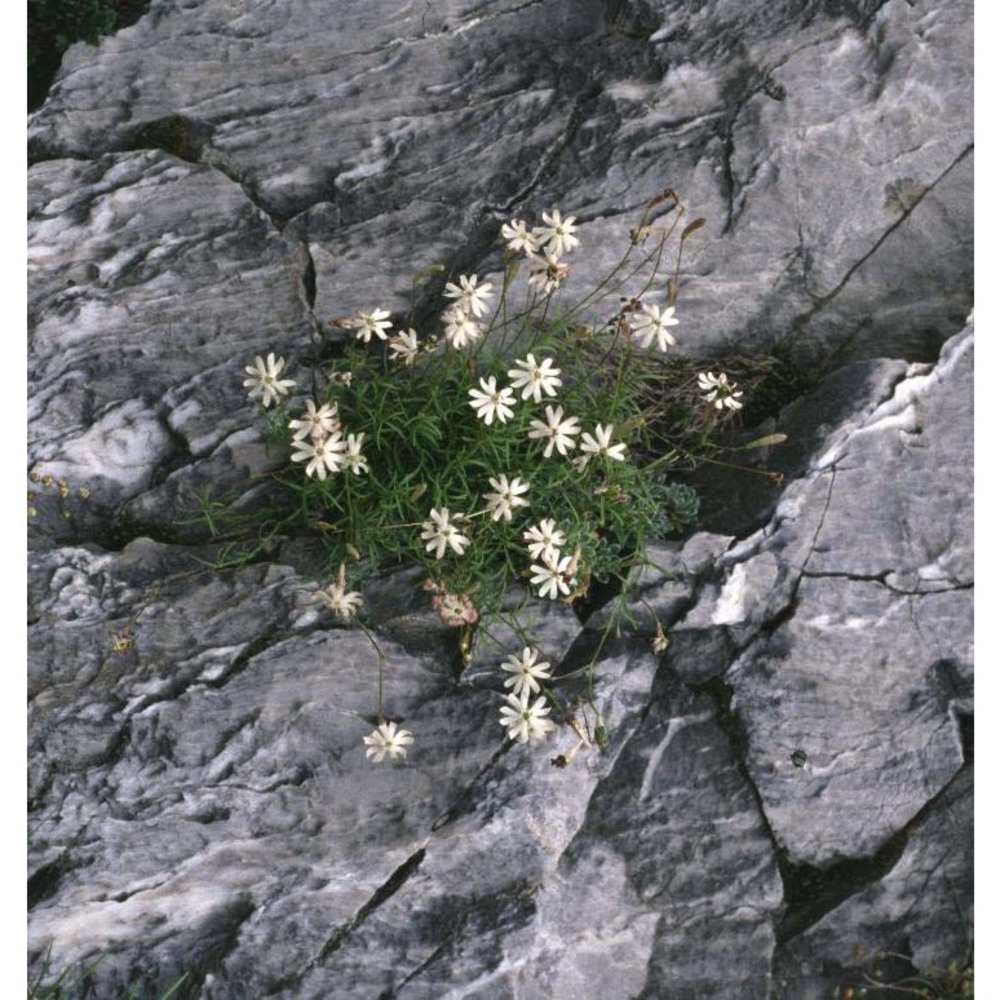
xmin=501 ymin=210 xmax=580 ymax=296
xmin=523 ymin=518 xmax=578 ymax=600
xmin=351 ymin=307 xmax=440 ymax=367
xmin=698 ymin=371 xmax=744 ymax=410
xmin=288 ymin=396 xmax=370 ymax=481
xmin=440 ymin=273 xmax=495 ymax=349
xmin=498 ymin=646 xmax=556 ymax=744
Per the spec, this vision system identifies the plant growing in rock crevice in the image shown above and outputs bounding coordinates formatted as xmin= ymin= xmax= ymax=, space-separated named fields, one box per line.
xmin=233 ymin=191 xmax=778 ymax=762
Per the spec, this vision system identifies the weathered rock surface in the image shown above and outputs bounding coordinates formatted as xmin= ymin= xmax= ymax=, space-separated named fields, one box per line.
xmin=28 ymin=0 xmax=972 ymax=996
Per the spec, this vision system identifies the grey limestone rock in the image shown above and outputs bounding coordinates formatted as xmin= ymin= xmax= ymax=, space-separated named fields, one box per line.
xmin=28 ymin=0 xmax=972 ymax=996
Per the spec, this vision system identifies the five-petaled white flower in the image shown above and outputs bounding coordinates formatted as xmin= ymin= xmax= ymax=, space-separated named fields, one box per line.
xmin=469 ymin=376 xmax=516 ymax=426
xmin=629 ymin=303 xmax=679 ymax=352
xmin=498 ymin=690 xmax=556 ymax=744
xmin=354 ymin=307 xmax=393 ymax=343
xmin=533 ymin=210 xmax=580 ymax=257
xmin=444 ymin=274 xmax=495 ymax=319
xmin=291 ymin=432 xmax=347 ymax=480
xmin=442 ymin=305 xmax=483 ymax=350
xmin=315 ymin=565 xmax=363 ymax=619
xmin=501 ymin=647 xmax=553 ymax=697
xmin=530 ymin=550 xmax=578 ymax=600
xmin=527 ymin=252 xmax=571 ymax=296
xmin=527 ymin=405 xmax=581 ymax=457
xmin=507 ymin=354 xmax=563 ymax=403
xmin=363 ymin=720 xmax=414 ymax=762
xmin=388 ymin=328 xmax=421 ymax=365
xmin=501 ymin=219 xmax=541 ymax=255
xmin=343 ymin=432 xmax=369 ymax=474
xmin=698 ymin=371 xmax=744 ymax=411
xmin=288 ymin=399 xmax=340 ymax=441
xmin=483 ymin=474 xmax=530 ymax=522
xmin=577 ymin=423 xmax=628 ymax=467
xmin=522 ymin=518 xmax=567 ymax=562
xmin=420 ymin=507 xmax=470 ymax=559
xmin=244 ymin=353 xmax=296 ymax=408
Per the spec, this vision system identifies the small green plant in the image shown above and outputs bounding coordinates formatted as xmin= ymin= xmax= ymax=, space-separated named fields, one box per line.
xmin=28 ymin=946 xmax=189 ymax=999
xmin=28 ymin=0 xmax=150 ymax=110
xmin=232 ymin=191 xmax=778 ymax=762
xmin=858 ymin=953 xmax=974 ymax=999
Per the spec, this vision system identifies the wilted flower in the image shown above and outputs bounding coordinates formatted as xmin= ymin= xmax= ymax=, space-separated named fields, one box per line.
xmin=431 ymin=590 xmax=479 ymax=627
xmin=315 ymin=564 xmax=363 ymax=619
xmin=527 ymin=252 xmax=571 ymax=296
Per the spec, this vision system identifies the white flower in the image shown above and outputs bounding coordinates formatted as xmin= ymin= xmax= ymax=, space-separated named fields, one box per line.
xmin=527 ymin=252 xmax=570 ymax=296
xmin=483 ymin=474 xmax=530 ymax=522
xmin=529 ymin=550 xmax=577 ymax=600
xmin=629 ymin=303 xmax=678 ymax=352
xmin=315 ymin=565 xmax=363 ymax=619
xmin=501 ymin=219 xmax=541 ymax=255
xmin=522 ymin=519 xmax=567 ymax=562
xmin=697 ymin=371 xmax=744 ymax=411
xmin=388 ymin=328 xmax=421 ymax=365
xmin=527 ymin=405 xmax=581 ymax=457
xmin=354 ymin=307 xmax=393 ymax=343
xmin=501 ymin=647 xmax=553 ymax=697
xmin=343 ymin=432 xmax=369 ymax=474
xmin=363 ymin=720 xmax=414 ymax=762
xmin=533 ymin=209 xmax=580 ymax=257
xmin=507 ymin=353 xmax=563 ymax=403
xmin=442 ymin=305 xmax=483 ymax=349
xmin=498 ymin=690 xmax=556 ymax=744
xmin=469 ymin=376 xmax=516 ymax=426
xmin=420 ymin=507 xmax=470 ymax=559
xmin=243 ymin=353 xmax=296 ymax=408
xmin=288 ymin=399 xmax=340 ymax=441
xmin=576 ymin=424 xmax=628 ymax=467
xmin=329 ymin=370 xmax=353 ymax=387
xmin=291 ymin=432 xmax=347 ymax=480
xmin=444 ymin=274 xmax=494 ymax=319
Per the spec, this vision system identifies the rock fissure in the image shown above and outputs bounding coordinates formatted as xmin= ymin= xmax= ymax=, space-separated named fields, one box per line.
xmin=785 ymin=142 xmax=974 ymax=351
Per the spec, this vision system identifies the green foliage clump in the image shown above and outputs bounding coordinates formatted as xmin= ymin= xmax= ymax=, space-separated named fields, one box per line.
xmin=28 ymin=0 xmax=149 ymax=110
xmin=225 ymin=193 xmax=782 ymax=757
